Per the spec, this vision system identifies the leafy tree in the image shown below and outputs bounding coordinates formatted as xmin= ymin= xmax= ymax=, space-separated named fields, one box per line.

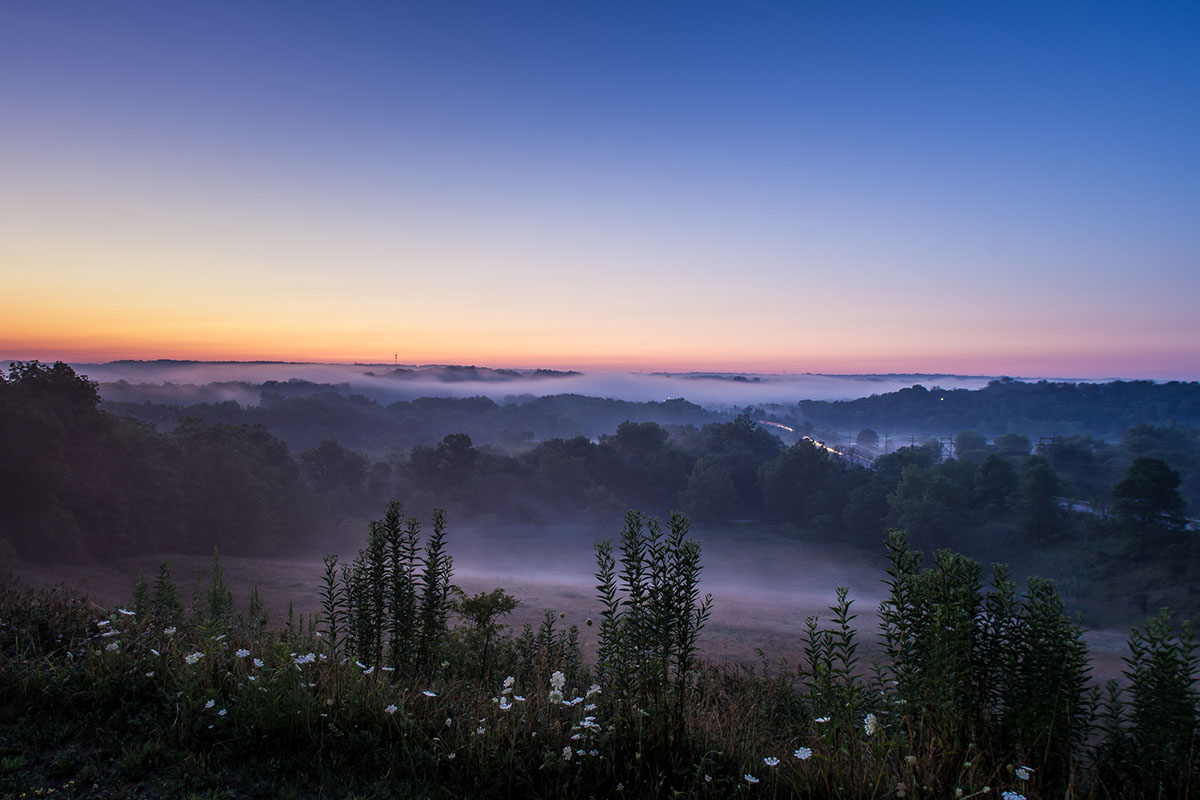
xmin=759 ymin=439 xmax=841 ymax=525
xmin=993 ymin=433 xmax=1032 ymax=459
xmin=680 ymin=454 xmax=738 ymax=524
xmin=453 ymin=588 xmax=519 ymax=678
xmin=1113 ymin=457 xmax=1187 ymax=531
xmin=856 ymin=429 xmax=880 ymax=449
xmin=1017 ymin=456 xmax=1062 ymax=545
xmin=954 ymin=430 xmax=988 ymax=463
xmin=302 ymin=439 xmax=370 ymax=493
xmin=886 ymin=464 xmax=968 ymax=547
xmin=973 ymin=454 xmax=1018 ymax=517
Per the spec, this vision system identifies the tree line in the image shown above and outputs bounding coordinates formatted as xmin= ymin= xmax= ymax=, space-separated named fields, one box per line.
xmin=4 ymin=362 xmax=1195 ymax=603
xmin=797 ymin=377 xmax=1200 ymax=439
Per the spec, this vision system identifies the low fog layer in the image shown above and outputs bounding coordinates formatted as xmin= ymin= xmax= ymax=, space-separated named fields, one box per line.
xmin=67 ymin=360 xmax=1001 ymax=406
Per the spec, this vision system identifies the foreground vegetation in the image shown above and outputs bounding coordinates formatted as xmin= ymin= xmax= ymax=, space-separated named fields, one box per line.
xmin=2 ymin=506 xmax=1196 ymax=799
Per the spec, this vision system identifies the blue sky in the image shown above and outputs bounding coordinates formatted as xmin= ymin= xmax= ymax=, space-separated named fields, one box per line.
xmin=2 ymin=1 xmax=1198 ymax=376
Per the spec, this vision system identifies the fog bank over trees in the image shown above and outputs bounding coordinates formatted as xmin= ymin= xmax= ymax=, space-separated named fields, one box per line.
xmin=67 ymin=359 xmax=999 ymax=407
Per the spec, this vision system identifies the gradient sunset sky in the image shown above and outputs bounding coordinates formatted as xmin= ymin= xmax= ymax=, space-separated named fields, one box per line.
xmin=2 ymin=1 xmax=1197 ymax=377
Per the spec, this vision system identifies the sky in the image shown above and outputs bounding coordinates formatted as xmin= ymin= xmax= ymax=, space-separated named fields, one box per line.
xmin=2 ymin=1 xmax=1198 ymax=378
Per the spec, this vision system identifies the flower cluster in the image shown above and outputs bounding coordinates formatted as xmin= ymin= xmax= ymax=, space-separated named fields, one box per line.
xmin=548 ymin=670 xmax=565 ymax=705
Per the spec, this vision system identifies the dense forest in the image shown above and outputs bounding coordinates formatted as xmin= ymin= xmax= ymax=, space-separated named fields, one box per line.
xmin=102 ymin=383 xmax=721 ymax=455
xmin=795 ymin=378 xmax=1200 ymax=439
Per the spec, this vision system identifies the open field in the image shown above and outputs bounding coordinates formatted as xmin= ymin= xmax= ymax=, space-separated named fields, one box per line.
xmin=4 ymin=522 xmax=1130 ymax=681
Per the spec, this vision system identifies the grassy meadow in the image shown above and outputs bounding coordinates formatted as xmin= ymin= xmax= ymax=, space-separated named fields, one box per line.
xmin=1 ymin=507 xmax=1196 ymax=799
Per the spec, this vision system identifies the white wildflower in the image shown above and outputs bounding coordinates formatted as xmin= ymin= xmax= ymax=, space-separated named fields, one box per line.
xmin=150 ymin=648 xmax=160 ymax=656
xmin=815 ymin=716 xmax=830 ymax=723
xmin=1015 ymin=766 xmax=1034 ymax=781
xmin=1001 ymin=793 xmax=1025 ymax=800
xmin=105 ymin=642 xmax=119 ymax=652
xmin=764 ymin=756 xmax=779 ymax=767
xmin=794 ymin=747 xmax=813 ymax=760
xmin=499 ymin=696 xmax=512 ymax=710
xmin=145 ymin=671 xmax=154 ymax=677
xmin=514 ymin=695 xmax=526 ymax=702
xmin=217 ymin=709 xmax=227 ymax=716
xmin=235 ymin=648 xmax=250 ymax=658
xmin=248 ymin=676 xmax=257 ymax=682
xmin=214 ymin=634 xmax=226 ymax=641
xmin=422 ymin=690 xmax=437 ymax=697
xmin=476 ymin=726 xmax=486 ymax=735
xmin=550 ymin=670 xmax=565 ymax=691
xmin=163 ymin=626 xmax=176 ymax=635
xmin=863 ymin=713 xmax=879 ymax=736
xmin=549 ymin=690 xmax=563 ymax=705
xmin=185 ymin=651 xmax=203 ymax=665
xmin=445 ymin=717 xmax=453 ymax=727
xmin=744 ymin=774 xmax=759 ymax=784
xmin=385 ymin=704 xmax=398 ymax=715
xmin=362 ymin=666 xmax=375 ymax=676
xmin=117 ymin=608 xmax=136 ymax=616
xmin=96 ymin=620 xmax=111 ymax=627
xmin=562 ymin=745 xmax=573 ymax=761
xmin=101 ymin=630 xmax=119 ymax=638
xmin=586 ymin=684 xmax=601 ymax=697
xmin=253 ymin=657 xmax=264 ymax=668
xmin=204 ymin=699 xmax=215 ymax=709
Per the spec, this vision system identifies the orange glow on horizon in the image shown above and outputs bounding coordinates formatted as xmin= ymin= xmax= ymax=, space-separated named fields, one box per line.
xmin=3 ymin=329 xmax=1196 ymax=380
